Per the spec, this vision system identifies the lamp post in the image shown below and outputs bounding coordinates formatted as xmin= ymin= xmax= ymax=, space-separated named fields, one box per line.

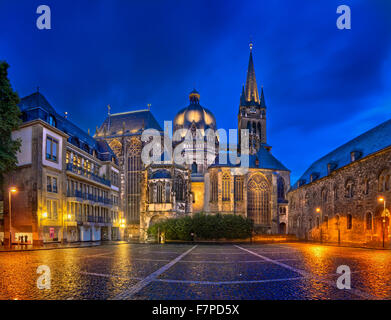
xmin=316 ymin=207 xmax=322 ymax=243
xmin=8 ymin=187 xmax=17 ymax=248
xmin=378 ymin=197 xmax=387 ymax=248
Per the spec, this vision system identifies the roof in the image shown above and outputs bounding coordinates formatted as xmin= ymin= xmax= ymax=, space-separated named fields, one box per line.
xmin=174 ymin=90 xmax=217 ymax=131
xmin=150 ymin=169 xmax=171 ymax=179
xmin=97 ymin=109 xmax=163 ymax=137
xmin=19 ymin=92 xmax=117 ymax=163
xmin=244 ymin=48 xmax=260 ymax=104
xmin=292 ymin=118 xmax=391 ymax=190
xmin=210 ymin=146 xmax=289 ymax=172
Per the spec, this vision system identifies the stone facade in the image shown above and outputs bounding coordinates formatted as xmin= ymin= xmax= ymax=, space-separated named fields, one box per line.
xmin=288 ymin=146 xmax=391 ymax=248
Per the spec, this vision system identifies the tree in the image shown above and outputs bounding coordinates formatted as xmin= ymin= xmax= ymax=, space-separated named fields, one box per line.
xmin=0 ymin=61 xmax=21 ymax=187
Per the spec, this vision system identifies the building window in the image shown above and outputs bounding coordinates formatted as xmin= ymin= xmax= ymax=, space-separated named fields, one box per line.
xmin=366 ymin=212 xmax=373 ymax=230
xmin=47 ymin=176 xmax=57 ymax=193
xmin=174 ymin=175 xmax=184 ymax=201
xmin=277 ymin=176 xmax=285 ymax=200
xmin=46 ymin=136 xmax=58 ymax=162
xmin=157 ymin=183 xmax=163 ymax=203
xmin=165 ymin=183 xmax=171 ymax=203
xmin=211 ymin=173 xmax=218 ymax=202
xmin=363 ymin=178 xmax=369 ymax=195
xmin=234 ymin=176 xmax=243 ymax=201
xmin=316 ymin=217 xmax=320 ymax=229
xmin=48 ymin=115 xmax=56 ymax=127
xmin=321 ymin=188 xmax=328 ymax=204
xmin=46 ymin=200 xmax=58 ymax=220
xmin=378 ymin=169 xmax=389 ymax=192
xmin=334 ymin=186 xmax=338 ymax=201
xmin=222 ymin=172 xmax=230 ymax=201
xmin=247 ymin=174 xmax=270 ymax=225
xmin=345 ymin=179 xmax=354 ymax=198
xmin=347 ymin=214 xmax=353 ymax=230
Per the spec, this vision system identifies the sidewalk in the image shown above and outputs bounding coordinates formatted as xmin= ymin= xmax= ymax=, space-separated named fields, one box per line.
xmin=0 ymin=240 xmax=130 ymax=252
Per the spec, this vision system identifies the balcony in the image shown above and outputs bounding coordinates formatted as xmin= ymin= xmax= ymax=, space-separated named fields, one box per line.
xmin=66 ymin=163 xmax=110 ymax=186
xmin=67 ymin=191 xmax=113 ymax=205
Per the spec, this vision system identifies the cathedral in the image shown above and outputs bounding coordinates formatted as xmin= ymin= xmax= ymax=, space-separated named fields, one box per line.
xmin=94 ymin=44 xmax=290 ymax=241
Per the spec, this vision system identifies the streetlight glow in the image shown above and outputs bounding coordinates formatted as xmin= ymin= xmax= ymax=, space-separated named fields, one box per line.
xmin=10 ymin=187 xmax=17 ymax=193
xmin=378 ymin=197 xmax=385 ymax=203
xmin=42 ymin=212 xmax=48 ymax=219
xmin=316 ymin=207 xmax=321 ymax=213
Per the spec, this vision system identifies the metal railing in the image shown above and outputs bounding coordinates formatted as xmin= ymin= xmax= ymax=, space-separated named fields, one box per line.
xmin=66 ymin=163 xmax=110 ymax=186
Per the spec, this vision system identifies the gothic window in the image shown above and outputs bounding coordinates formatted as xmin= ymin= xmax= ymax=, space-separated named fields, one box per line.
xmin=277 ymin=176 xmax=285 ymax=201
xmin=174 ymin=174 xmax=184 ymax=201
xmin=222 ymin=172 xmax=230 ymax=201
xmin=366 ymin=212 xmax=373 ymax=230
xmin=347 ymin=214 xmax=353 ymax=230
xmin=247 ymin=174 xmax=270 ymax=225
xmin=211 ymin=173 xmax=218 ymax=202
xmin=305 ymin=192 xmax=310 ymax=206
xmin=378 ymin=169 xmax=389 ymax=192
xmin=234 ymin=176 xmax=243 ymax=201
xmin=363 ymin=178 xmax=369 ymax=195
xmin=157 ymin=183 xmax=163 ymax=203
xmin=191 ymin=162 xmax=197 ymax=173
xmin=321 ymin=188 xmax=328 ymax=204
xmin=127 ymin=138 xmax=142 ymax=222
xmin=345 ymin=179 xmax=354 ymax=198
xmin=165 ymin=183 xmax=171 ymax=203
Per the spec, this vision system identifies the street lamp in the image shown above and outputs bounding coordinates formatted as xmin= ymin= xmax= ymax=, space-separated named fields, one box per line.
xmin=315 ymin=207 xmax=323 ymax=243
xmin=378 ymin=196 xmax=388 ymax=248
xmin=8 ymin=186 xmax=17 ymax=248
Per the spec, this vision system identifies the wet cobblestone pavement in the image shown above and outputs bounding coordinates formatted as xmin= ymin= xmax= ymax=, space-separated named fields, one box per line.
xmin=0 ymin=242 xmax=390 ymax=300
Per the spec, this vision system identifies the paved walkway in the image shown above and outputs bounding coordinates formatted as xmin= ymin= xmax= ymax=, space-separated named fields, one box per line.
xmin=0 ymin=240 xmax=128 ymax=252
xmin=0 ymin=242 xmax=390 ymax=299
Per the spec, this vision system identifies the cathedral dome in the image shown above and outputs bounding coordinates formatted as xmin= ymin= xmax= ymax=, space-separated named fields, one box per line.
xmin=173 ymin=89 xmax=217 ymax=131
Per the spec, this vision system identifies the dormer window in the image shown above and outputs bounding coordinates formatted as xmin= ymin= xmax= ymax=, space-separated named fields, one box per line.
xmin=297 ymin=179 xmax=306 ymax=187
xmin=48 ymin=115 xmax=56 ymax=127
xmin=350 ymin=151 xmax=362 ymax=162
xmin=310 ymin=172 xmax=319 ymax=182
xmin=327 ymin=162 xmax=338 ymax=175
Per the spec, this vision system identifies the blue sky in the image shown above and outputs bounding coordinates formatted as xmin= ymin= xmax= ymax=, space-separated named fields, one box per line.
xmin=1 ymin=0 xmax=391 ymax=183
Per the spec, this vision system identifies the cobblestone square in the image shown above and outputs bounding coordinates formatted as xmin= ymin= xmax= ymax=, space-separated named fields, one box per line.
xmin=0 ymin=243 xmax=390 ymax=300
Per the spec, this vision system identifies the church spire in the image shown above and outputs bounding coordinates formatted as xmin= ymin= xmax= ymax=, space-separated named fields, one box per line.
xmin=260 ymin=85 xmax=266 ymax=108
xmin=244 ymin=42 xmax=260 ymax=104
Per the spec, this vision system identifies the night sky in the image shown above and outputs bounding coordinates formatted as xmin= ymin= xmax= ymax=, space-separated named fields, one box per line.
xmin=1 ymin=0 xmax=391 ymax=183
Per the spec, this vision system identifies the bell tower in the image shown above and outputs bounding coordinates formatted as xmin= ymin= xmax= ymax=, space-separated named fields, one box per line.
xmin=238 ymin=42 xmax=267 ymax=154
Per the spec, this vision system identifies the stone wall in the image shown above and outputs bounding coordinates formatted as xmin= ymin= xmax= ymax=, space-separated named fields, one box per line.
xmin=288 ymin=146 xmax=391 ymax=248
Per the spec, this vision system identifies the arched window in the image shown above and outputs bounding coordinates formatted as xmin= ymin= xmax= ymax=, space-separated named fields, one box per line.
xmin=165 ymin=183 xmax=171 ymax=203
xmin=127 ymin=138 xmax=142 ymax=221
xmin=277 ymin=176 xmax=285 ymax=200
xmin=247 ymin=174 xmax=270 ymax=225
xmin=321 ymin=188 xmax=328 ymax=204
xmin=345 ymin=179 xmax=354 ymax=198
xmin=191 ymin=162 xmax=197 ymax=174
xmin=222 ymin=172 xmax=230 ymax=201
xmin=234 ymin=176 xmax=243 ymax=201
xmin=174 ymin=174 xmax=184 ymax=201
xmin=363 ymin=178 xmax=369 ymax=195
xmin=157 ymin=183 xmax=163 ymax=203
xmin=378 ymin=169 xmax=388 ymax=192
xmin=347 ymin=214 xmax=353 ymax=230
xmin=211 ymin=173 xmax=218 ymax=202
xmin=366 ymin=212 xmax=373 ymax=230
